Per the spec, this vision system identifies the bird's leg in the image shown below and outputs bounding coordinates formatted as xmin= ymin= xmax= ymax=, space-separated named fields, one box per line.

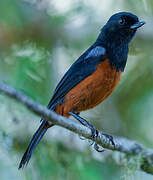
xmin=70 ymin=112 xmax=87 ymax=140
xmin=69 ymin=112 xmax=97 ymax=138
xmin=69 ymin=112 xmax=104 ymax=152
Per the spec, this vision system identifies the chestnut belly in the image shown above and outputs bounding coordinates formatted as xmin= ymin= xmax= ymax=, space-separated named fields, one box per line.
xmin=55 ymin=59 xmax=122 ymax=116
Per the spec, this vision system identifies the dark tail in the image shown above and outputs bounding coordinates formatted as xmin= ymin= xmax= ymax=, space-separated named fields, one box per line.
xmin=19 ymin=120 xmax=53 ymax=169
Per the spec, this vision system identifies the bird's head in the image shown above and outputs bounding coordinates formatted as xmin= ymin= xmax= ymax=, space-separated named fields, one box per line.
xmin=99 ymin=12 xmax=145 ymax=45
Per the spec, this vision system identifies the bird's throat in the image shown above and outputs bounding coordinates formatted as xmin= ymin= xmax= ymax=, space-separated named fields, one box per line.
xmin=106 ymin=42 xmax=129 ymax=72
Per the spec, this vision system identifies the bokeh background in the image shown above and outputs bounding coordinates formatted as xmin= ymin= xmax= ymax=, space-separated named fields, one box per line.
xmin=0 ymin=0 xmax=153 ymax=179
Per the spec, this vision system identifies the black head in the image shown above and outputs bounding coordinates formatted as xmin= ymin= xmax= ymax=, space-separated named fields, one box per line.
xmin=96 ymin=12 xmax=145 ymax=72
xmin=99 ymin=12 xmax=145 ymax=45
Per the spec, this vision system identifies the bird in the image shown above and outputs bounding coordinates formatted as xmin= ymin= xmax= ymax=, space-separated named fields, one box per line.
xmin=19 ymin=12 xmax=145 ymax=169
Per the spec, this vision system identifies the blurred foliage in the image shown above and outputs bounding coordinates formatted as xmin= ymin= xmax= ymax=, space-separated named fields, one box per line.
xmin=0 ymin=0 xmax=153 ymax=179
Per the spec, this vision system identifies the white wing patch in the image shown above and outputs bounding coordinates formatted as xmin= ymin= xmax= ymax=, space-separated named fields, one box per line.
xmin=85 ymin=46 xmax=106 ymax=59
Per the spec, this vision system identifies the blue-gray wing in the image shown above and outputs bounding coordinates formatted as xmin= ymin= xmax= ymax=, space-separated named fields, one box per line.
xmin=85 ymin=46 xmax=106 ymax=59
xmin=48 ymin=45 xmax=106 ymax=110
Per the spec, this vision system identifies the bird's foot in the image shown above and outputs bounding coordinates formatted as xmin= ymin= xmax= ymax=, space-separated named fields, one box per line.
xmin=69 ymin=112 xmax=104 ymax=152
xmin=102 ymin=133 xmax=115 ymax=147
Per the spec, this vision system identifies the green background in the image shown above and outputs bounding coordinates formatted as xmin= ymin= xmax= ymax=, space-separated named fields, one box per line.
xmin=0 ymin=0 xmax=153 ymax=179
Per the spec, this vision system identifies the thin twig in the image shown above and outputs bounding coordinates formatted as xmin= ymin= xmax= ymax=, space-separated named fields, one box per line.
xmin=0 ymin=82 xmax=153 ymax=174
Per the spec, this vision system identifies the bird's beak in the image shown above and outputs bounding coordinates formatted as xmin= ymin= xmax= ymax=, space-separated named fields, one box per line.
xmin=130 ymin=21 xmax=146 ymax=30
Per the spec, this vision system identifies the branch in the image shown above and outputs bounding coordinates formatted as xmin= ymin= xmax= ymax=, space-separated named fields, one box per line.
xmin=0 ymin=82 xmax=153 ymax=174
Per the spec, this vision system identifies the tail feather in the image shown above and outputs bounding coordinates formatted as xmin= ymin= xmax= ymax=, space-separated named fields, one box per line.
xmin=19 ymin=120 xmax=52 ymax=169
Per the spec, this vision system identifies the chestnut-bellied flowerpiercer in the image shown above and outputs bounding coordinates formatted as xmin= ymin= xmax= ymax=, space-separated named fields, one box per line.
xmin=19 ymin=12 xmax=145 ymax=169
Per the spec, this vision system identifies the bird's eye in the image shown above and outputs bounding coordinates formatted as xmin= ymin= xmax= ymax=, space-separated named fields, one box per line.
xmin=119 ymin=17 xmax=125 ymax=25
